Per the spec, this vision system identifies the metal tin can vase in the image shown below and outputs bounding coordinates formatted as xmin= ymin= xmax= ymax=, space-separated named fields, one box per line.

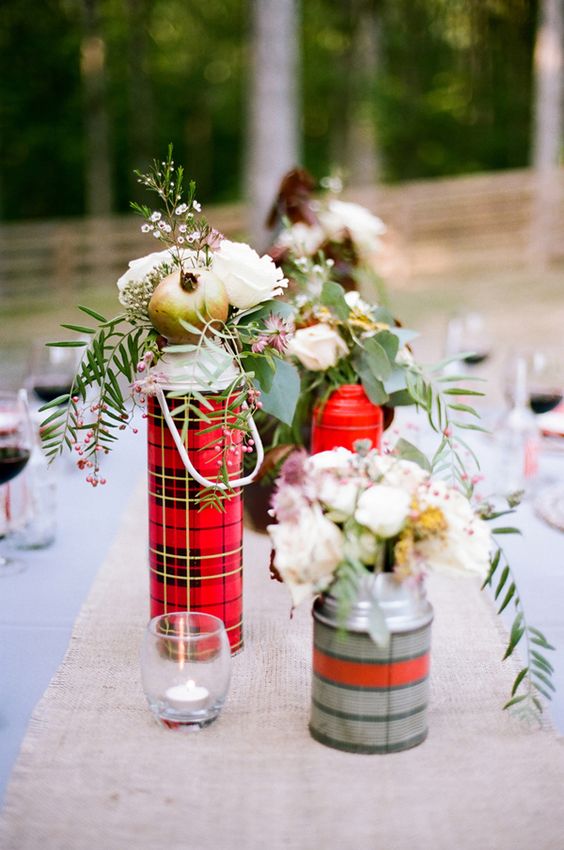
xmin=146 ymin=351 xmax=263 ymax=655
xmin=310 ymin=574 xmax=433 ymax=753
xmin=311 ymin=384 xmax=383 ymax=454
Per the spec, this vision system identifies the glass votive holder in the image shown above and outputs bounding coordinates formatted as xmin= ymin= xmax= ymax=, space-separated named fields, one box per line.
xmin=141 ymin=612 xmax=231 ymax=731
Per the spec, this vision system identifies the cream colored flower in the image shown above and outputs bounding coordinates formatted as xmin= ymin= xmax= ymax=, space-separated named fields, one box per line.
xmin=355 ymin=484 xmax=411 ymax=538
xmin=416 ymin=482 xmax=491 ymax=576
xmin=268 ymin=505 xmax=344 ymax=606
xmin=316 ymin=477 xmax=359 ymax=521
xmin=367 ymin=454 xmax=428 ymax=491
xmin=307 ymin=447 xmax=354 ymax=473
xmin=319 ymin=199 xmax=386 ymax=255
xmin=276 ymin=222 xmax=325 ymax=256
xmin=211 ymin=239 xmax=287 ymax=310
xmin=116 ymin=248 xmax=196 ymax=294
xmin=287 ymin=324 xmax=349 ymax=371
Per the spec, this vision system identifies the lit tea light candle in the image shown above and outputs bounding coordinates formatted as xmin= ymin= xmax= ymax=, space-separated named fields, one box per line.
xmin=165 ymin=679 xmax=209 ymax=710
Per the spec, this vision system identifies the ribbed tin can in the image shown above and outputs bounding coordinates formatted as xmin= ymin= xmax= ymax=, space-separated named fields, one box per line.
xmin=310 ymin=575 xmax=433 ymax=753
xmin=311 ymin=384 xmax=383 ymax=454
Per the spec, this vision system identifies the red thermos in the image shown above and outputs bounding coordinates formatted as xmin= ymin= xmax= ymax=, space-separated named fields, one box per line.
xmin=311 ymin=384 xmax=383 ymax=454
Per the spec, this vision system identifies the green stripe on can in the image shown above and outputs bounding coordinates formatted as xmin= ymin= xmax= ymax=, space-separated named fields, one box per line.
xmin=311 ymin=696 xmax=427 ymax=724
xmin=309 ymin=725 xmax=428 ymax=754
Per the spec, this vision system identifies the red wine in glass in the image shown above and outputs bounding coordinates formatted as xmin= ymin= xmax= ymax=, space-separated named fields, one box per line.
xmin=529 ymin=392 xmax=563 ymax=415
xmin=32 ymin=377 xmax=73 ymax=403
xmin=0 ymin=447 xmax=31 ymax=485
xmin=461 ymin=351 xmax=491 ymax=367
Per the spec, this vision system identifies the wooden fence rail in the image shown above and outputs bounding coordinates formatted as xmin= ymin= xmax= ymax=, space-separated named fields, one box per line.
xmin=1 ymin=168 xmax=562 ymax=305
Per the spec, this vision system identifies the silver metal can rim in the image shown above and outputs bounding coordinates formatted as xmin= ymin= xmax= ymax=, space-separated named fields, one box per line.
xmin=312 ymin=575 xmax=434 ymax=634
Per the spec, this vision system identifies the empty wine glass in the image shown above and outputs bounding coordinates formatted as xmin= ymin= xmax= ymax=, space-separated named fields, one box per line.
xmin=445 ymin=312 xmax=492 ymax=367
xmin=0 ymin=390 xmax=34 ymax=575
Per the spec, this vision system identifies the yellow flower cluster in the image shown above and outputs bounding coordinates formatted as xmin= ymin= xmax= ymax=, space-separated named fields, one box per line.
xmin=413 ymin=506 xmax=447 ymax=540
xmin=392 ymin=504 xmax=447 ymax=580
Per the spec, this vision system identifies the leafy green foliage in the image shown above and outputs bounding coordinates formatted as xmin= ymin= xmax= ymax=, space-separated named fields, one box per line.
xmin=482 ymin=535 xmax=556 ymax=720
xmin=253 ymin=358 xmax=301 ymax=427
xmin=39 ymin=311 xmax=155 ymax=482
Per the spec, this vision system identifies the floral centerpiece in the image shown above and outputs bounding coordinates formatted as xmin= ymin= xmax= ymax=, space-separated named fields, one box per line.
xmin=39 ymin=146 xmax=300 ymax=651
xmin=267 ymin=168 xmax=387 ymax=299
xmin=269 ymin=446 xmax=490 ymax=632
xmin=40 ymin=146 xmax=299 ymax=490
xmin=267 ymin=442 xmax=556 ymax=743
xmin=268 ymin=444 xmax=492 ymax=752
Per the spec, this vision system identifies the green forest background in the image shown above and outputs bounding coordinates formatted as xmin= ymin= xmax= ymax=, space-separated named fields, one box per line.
xmin=0 ymin=0 xmax=537 ymax=222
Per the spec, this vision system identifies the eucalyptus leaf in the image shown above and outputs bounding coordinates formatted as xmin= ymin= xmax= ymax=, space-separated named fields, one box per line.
xmin=235 ymin=299 xmax=295 ymax=325
xmin=367 ymin=600 xmax=390 ymax=649
xmin=387 ymin=389 xmax=414 ymax=407
xmin=373 ymin=330 xmax=399 ymax=363
xmin=362 ymin=336 xmax=392 ymax=381
xmin=372 ymin=306 xmax=396 ymax=326
xmin=394 ymin=438 xmax=432 ymax=471
xmin=254 ymin=358 xmax=300 ymax=426
xmin=383 ymin=367 xmax=408 ymax=394
xmin=320 ymin=281 xmax=349 ymax=321
xmin=249 ymin=355 xmax=275 ymax=393
xmin=357 ymin=361 xmax=388 ymax=405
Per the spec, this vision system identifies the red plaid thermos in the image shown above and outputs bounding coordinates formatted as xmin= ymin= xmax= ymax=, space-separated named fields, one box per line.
xmin=146 ymin=353 xmax=263 ymax=654
xmin=311 ymin=384 xmax=383 ymax=454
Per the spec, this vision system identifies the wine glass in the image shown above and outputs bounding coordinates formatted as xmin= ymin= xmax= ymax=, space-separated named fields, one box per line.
xmin=444 ymin=312 xmax=492 ymax=367
xmin=526 ymin=350 xmax=563 ymax=415
xmin=0 ymin=390 xmax=34 ymax=575
xmin=26 ymin=341 xmax=78 ymax=405
xmin=503 ymin=350 xmax=563 ymax=415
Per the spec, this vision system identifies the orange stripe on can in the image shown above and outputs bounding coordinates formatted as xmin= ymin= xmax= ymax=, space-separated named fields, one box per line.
xmin=313 ymin=647 xmax=430 ymax=688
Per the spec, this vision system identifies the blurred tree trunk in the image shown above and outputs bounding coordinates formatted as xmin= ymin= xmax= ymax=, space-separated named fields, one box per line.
xmin=80 ymin=0 xmax=113 ymax=216
xmin=345 ymin=0 xmax=382 ymax=187
xmin=126 ymin=0 xmax=155 ymax=199
xmin=530 ymin=0 xmax=563 ymax=269
xmin=246 ymin=0 xmax=300 ymax=249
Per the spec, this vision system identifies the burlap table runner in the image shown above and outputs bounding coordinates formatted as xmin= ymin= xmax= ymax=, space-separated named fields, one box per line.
xmin=2 ymin=483 xmax=564 ymax=850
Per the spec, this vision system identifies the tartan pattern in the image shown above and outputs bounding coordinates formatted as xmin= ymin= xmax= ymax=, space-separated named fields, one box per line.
xmin=309 ymin=617 xmax=432 ymax=753
xmin=147 ymin=393 xmax=243 ymax=653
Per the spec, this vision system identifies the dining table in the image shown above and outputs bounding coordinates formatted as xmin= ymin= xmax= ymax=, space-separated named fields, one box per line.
xmin=1 ymin=408 xmax=564 ymax=849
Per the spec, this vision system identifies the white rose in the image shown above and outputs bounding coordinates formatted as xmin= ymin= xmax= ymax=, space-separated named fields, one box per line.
xmin=417 ymin=483 xmax=491 ymax=576
xmin=287 ymin=324 xmax=349 ymax=371
xmin=368 ymin=454 xmax=428 ymax=491
xmin=319 ymin=200 xmax=386 ymax=255
xmin=307 ymin=447 xmax=354 ymax=473
xmin=268 ymin=505 xmax=344 ymax=606
xmin=355 ymin=484 xmax=411 ymax=538
xmin=316 ymin=477 xmax=359 ymax=521
xmin=276 ymin=222 xmax=325 ymax=255
xmin=116 ymin=248 xmax=196 ymax=294
xmin=211 ymin=239 xmax=287 ymax=310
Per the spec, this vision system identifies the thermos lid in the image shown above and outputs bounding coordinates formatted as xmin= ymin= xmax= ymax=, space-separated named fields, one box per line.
xmin=313 ymin=384 xmax=383 ymax=428
xmin=150 ymin=349 xmax=240 ymax=393
xmin=313 ymin=573 xmax=433 ymax=634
